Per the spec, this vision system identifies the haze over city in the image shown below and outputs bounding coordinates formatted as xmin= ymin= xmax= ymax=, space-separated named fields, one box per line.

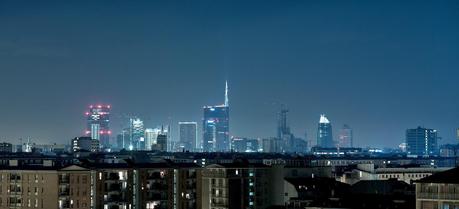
xmin=1 ymin=0 xmax=458 ymax=148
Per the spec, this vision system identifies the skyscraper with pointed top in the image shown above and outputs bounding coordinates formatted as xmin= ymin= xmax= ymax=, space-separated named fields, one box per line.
xmin=202 ymin=81 xmax=230 ymax=152
xmin=317 ymin=114 xmax=334 ymax=148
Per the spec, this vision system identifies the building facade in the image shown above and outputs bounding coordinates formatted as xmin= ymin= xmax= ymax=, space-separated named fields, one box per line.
xmin=338 ymin=124 xmax=353 ymax=148
xmin=72 ymin=137 xmax=99 ymax=153
xmin=406 ymin=126 xmax=438 ymax=156
xmin=178 ymin=122 xmax=198 ymax=152
xmin=416 ymin=167 xmax=459 ymax=209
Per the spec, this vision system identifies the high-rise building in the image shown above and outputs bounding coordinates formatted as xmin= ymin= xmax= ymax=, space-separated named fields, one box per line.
xmin=317 ymin=114 xmax=334 ymax=148
xmin=338 ymin=124 xmax=353 ymax=148
xmin=153 ymin=134 xmax=168 ymax=152
xmin=406 ymin=126 xmax=438 ymax=156
xmin=85 ymin=104 xmax=111 ymax=148
xmin=203 ymin=81 xmax=230 ymax=152
xmin=116 ymin=128 xmax=130 ymax=150
xmin=144 ymin=128 xmax=160 ymax=150
xmin=277 ymin=105 xmax=290 ymax=140
xmin=277 ymin=105 xmax=295 ymax=152
xmin=179 ymin=122 xmax=198 ymax=152
xmin=130 ymin=117 xmax=145 ymax=150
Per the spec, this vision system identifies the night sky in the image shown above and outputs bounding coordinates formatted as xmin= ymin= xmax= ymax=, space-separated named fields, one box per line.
xmin=0 ymin=0 xmax=458 ymax=148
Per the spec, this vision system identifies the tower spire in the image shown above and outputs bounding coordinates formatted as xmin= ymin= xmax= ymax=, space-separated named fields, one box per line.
xmin=225 ymin=80 xmax=229 ymax=107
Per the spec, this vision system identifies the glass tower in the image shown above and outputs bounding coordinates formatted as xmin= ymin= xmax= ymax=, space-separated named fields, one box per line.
xmin=203 ymin=81 xmax=230 ymax=152
xmin=317 ymin=114 xmax=334 ymax=148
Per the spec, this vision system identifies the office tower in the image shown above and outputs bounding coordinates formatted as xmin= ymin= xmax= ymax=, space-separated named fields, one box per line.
xmin=277 ymin=105 xmax=291 ymax=139
xmin=116 ymin=128 xmax=130 ymax=150
xmin=85 ymin=104 xmax=111 ymax=148
xmin=145 ymin=128 xmax=160 ymax=150
xmin=276 ymin=104 xmax=295 ymax=152
xmin=203 ymin=81 xmax=230 ymax=152
xmin=154 ymin=134 xmax=168 ymax=152
xmin=406 ymin=126 xmax=438 ymax=156
xmin=317 ymin=114 xmax=334 ymax=148
xmin=179 ymin=122 xmax=198 ymax=152
xmin=338 ymin=124 xmax=353 ymax=148
xmin=130 ymin=117 xmax=145 ymax=150
xmin=261 ymin=137 xmax=282 ymax=153
xmin=71 ymin=136 xmax=99 ymax=152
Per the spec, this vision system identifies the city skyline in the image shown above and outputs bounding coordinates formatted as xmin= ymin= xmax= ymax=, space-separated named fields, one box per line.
xmin=0 ymin=0 xmax=459 ymax=148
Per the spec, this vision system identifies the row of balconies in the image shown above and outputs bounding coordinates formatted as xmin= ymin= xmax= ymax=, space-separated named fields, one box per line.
xmin=417 ymin=192 xmax=459 ymax=200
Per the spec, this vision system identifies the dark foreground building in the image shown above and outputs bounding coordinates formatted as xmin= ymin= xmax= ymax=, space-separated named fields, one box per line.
xmin=415 ymin=167 xmax=459 ymax=209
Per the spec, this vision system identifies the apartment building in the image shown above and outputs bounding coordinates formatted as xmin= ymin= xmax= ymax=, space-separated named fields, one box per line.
xmin=415 ymin=167 xmax=459 ymax=209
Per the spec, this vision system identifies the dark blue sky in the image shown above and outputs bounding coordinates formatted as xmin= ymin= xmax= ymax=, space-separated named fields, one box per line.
xmin=0 ymin=0 xmax=458 ymax=147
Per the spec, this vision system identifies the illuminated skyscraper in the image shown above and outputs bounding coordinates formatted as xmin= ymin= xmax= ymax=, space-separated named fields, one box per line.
xmin=85 ymin=104 xmax=111 ymax=148
xmin=317 ymin=114 xmax=334 ymax=148
xmin=179 ymin=122 xmax=198 ymax=152
xmin=144 ymin=128 xmax=158 ymax=150
xmin=203 ymin=81 xmax=230 ymax=152
xmin=130 ymin=117 xmax=145 ymax=150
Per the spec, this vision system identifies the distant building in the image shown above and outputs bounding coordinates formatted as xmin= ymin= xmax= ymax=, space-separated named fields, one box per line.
xmin=0 ymin=142 xmax=13 ymax=153
xmin=276 ymin=105 xmax=297 ymax=152
xmin=317 ymin=114 xmax=334 ymax=148
xmin=277 ymin=105 xmax=291 ymax=140
xmin=85 ymin=104 xmax=111 ymax=148
xmin=439 ymin=144 xmax=459 ymax=157
xmin=203 ymin=81 xmax=230 ymax=152
xmin=116 ymin=128 xmax=130 ymax=150
xmin=153 ymin=134 xmax=168 ymax=152
xmin=71 ymin=136 xmax=99 ymax=152
xmin=261 ymin=137 xmax=282 ymax=153
xmin=179 ymin=122 xmax=198 ymax=152
xmin=127 ymin=117 xmax=144 ymax=150
xmin=290 ymin=137 xmax=308 ymax=153
xmin=406 ymin=126 xmax=438 ymax=156
xmin=338 ymin=124 xmax=353 ymax=148
xmin=231 ymin=137 xmax=259 ymax=152
xmin=311 ymin=147 xmax=362 ymax=156
xmin=32 ymin=144 xmax=68 ymax=154
xmin=144 ymin=128 xmax=159 ymax=151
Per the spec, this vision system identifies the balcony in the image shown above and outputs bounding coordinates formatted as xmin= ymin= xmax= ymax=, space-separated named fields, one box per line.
xmin=146 ymin=192 xmax=168 ymax=201
xmin=108 ymin=183 xmax=122 ymax=192
xmin=59 ymin=190 xmax=70 ymax=196
xmin=211 ymin=202 xmax=228 ymax=207
xmin=106 ymin=173 xmax=120 ymax=181
xmin=148 ymin=183 xmax=168 ymax=190
xmin=59 ymin=177 xmax=70 ymax=184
